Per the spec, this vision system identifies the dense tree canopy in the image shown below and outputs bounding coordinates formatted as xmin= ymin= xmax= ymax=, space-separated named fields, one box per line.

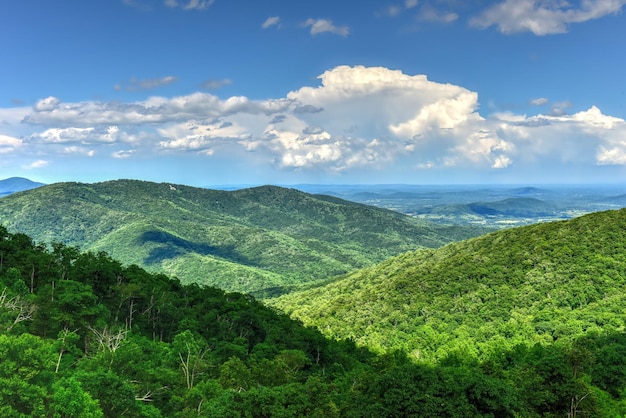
xmin=0 ymin=180 xmax=488 ymax=297
xmin=1 ymin=219 xmax=626 ymax=416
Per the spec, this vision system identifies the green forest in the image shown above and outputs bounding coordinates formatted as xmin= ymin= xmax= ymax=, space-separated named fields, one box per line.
xmin=2 ymin=216 xmax=626 ymax=416
xmin=273 ymin=209 xmax=626 ymax=358
xmin=0 ymin=180 xmax=487 ymax=297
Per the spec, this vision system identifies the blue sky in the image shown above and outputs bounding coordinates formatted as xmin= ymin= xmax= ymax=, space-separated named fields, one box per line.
xmin=2 ymin=0 xmax=626 ymax=186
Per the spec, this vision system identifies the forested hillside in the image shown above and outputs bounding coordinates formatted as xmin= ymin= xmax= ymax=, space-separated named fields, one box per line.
xmin=0 ymin=180 xmax=487 ymax=296
xmin=2 ymin=225 xmax=626 ymax=416
xmin=273 ymin=208 xmax=626 ymax=365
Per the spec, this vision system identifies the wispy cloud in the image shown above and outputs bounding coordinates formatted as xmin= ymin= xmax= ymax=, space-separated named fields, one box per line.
xmin=262 ymin=16 xmax=281 ymax=29
xmin=62 ymin=146 xmax=95 ymax=157
xmin=201 ymin=78 xmax=232 ymax=90
xmin=379 ymin=0 xmax=418 ymax=17
xmin=417 ymin=5 xmax=458 ymax=23
xmin=470 ymin=0 xmax=626 ymax=35
xmin=304 ymin=18 xmax=349 ymax=36
xmin=164 ymin=0 xmax=214 ymax=11
xmin=549 ymin=101 xmax=573 ymax=116
xmin=23 ymin=160 xmax=48 ymax=169
xmin=0 ymin=134 xmax=22 ymax=154
xmin=530 ymin=97 xmax=549 ymax=106
xmin=114 ymin=76 xmax=178 ymax=92
xmin=122 ymin=0 xmax=153 ymax=11
xmin=113 ymin=150 xmax=135 ymax=159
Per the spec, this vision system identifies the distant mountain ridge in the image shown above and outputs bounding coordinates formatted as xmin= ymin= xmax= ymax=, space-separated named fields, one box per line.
xmin=0 ymin=177 xmax=45 ymax=196
xmin=0 ymin=179 xmax=488 ymax=296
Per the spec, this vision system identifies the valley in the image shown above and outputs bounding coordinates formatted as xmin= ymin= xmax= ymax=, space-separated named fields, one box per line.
xmin=294 ymin=183 xmax=626 ymax=228
xmin=2 ymin=178 xmax=626 ymax=415
xmin=0 ymin=179 xmax=487 ymax=297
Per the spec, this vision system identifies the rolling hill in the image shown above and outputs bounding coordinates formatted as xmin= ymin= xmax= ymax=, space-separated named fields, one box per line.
xmin=271 ymin=208 xmax=626 ymax=361
xmin=0 ymin=177 xmax=45 ymax=196
xmin=0 ymin=179 xmax=487 ymax=296
xmin=415 ymin=197 xmax=557 ymax=218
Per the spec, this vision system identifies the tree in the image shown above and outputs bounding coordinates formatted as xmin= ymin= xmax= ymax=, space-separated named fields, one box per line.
xmin=52 ymin=377 xmax=103 ymax=418
xmin=0 ymin=333 xmax=55 ymax=416
xmin=172 ymin=330 xmax=211 ymax=390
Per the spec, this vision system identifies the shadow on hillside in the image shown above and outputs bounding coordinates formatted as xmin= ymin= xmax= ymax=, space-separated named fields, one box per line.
xmin=139 ymin=230 xmax=257 ymax=267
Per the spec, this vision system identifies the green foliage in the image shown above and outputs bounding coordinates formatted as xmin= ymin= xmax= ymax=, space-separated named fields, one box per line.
xmin=0 ymin=180 xmax=487 ymax=295
xmin=52 ymin=377 xmax=103 ymax=418
xmin=1 ymin=214 xmax=626 ymax=416
xmin=273 ymin=208 xmax=626 ymax=363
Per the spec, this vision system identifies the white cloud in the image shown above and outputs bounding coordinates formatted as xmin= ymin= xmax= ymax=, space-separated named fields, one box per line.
xmin=417 ymin=5 xmax=459 ymax=23
xmin=13 ymin=66 xmax=626 ymax=176
xmin=114 ymin=76 xmax=178 ymax=91
xmin=383 ymin=5 xmax=403 ymax=17
xmin=492 ymin=155 xmax=512 ymax=169
xmin=405 ymin=0 xmax=418 ymax=9
xmin=112 ymin=150 xmax=135 ymax=159
xmin=164 ymin=0 xmax=213 ymax=10
xmin=29 ymin=126 xmax=122 ymax=144
xmin=63 ymin=146 xmax=95 ymax=157
xmin=304 ymin=19 xmax=349 ymax=36
xmin=495 ymin=106 xmax=626 ymax=166
xmin=0 ymin=134 xmax=22 ymax=154
xmin=573 ymin=106 xmax=623 ymax=129
xmin=530 ymin=97 xmax=549 ymax=106
xmin=471 ymin=0 xmax=626 ymax=35
xmin=451 ymin=127 xmax=515 ymax=168
xmin=157 ymin=118 xmax=254 ymax=153
xmin=389 ymin=92 xmax=480 ymax=137
xmin=22 ymin=93 xmax=292 ymax=126
xmin=550 ymin=101 xmax=573 ymax=116
xmin=34 ymin=96 xmax=60 ymax=112
xmin=378 ymin=0 xmax=419 ymax=17
xmin=262 ymin=16 xmax=280 ymax=29
xmin=23 ymin=160 xmax=48 ymax=169
xmin=201 ymin=78 xmax=232 ymax=90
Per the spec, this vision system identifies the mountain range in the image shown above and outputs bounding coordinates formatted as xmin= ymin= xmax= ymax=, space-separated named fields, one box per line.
xmin=2 ymin=177 xmax=626 ymax=415
xmin=0 ymin=179 xmax=487 ymax=296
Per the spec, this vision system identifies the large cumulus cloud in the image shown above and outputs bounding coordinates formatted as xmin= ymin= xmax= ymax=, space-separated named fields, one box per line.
xmin=9 ymin=65 xmax=626 ymax=177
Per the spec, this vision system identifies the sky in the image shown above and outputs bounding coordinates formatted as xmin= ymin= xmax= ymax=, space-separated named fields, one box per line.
xmin=2 ymin=0 xmax=626 ymax=186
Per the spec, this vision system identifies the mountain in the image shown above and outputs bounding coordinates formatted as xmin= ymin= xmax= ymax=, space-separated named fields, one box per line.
xmin=0 ymin=179 xmax=488 ymax=296
xmin=0 ymin=177 xmax=45 ymax=196
xmin=271 ymin=208 xmax=626 ymax=362
xmin=4 ymin=224 xmax=626 ymax=416
xmin=416 ymin=197 xmax=557 ymax=218
xmin=466 ymin=197 xmax=556 ymax=217
xmin=509 ymin=186 xmax=550 ymax=196
xmin=599 ymin=193 xmax=626 ymax=206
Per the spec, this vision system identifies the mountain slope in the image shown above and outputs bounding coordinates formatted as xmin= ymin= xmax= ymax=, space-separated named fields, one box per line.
xmin=271 ymin=208 xmax=626 ymax=360
xmin=0 ymin=179 xmax=487 ymax=295
xmin=3 ymin=225 xmax=626 ymax=416
xmin=0 ymin=177 xmax=45 ymax=196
